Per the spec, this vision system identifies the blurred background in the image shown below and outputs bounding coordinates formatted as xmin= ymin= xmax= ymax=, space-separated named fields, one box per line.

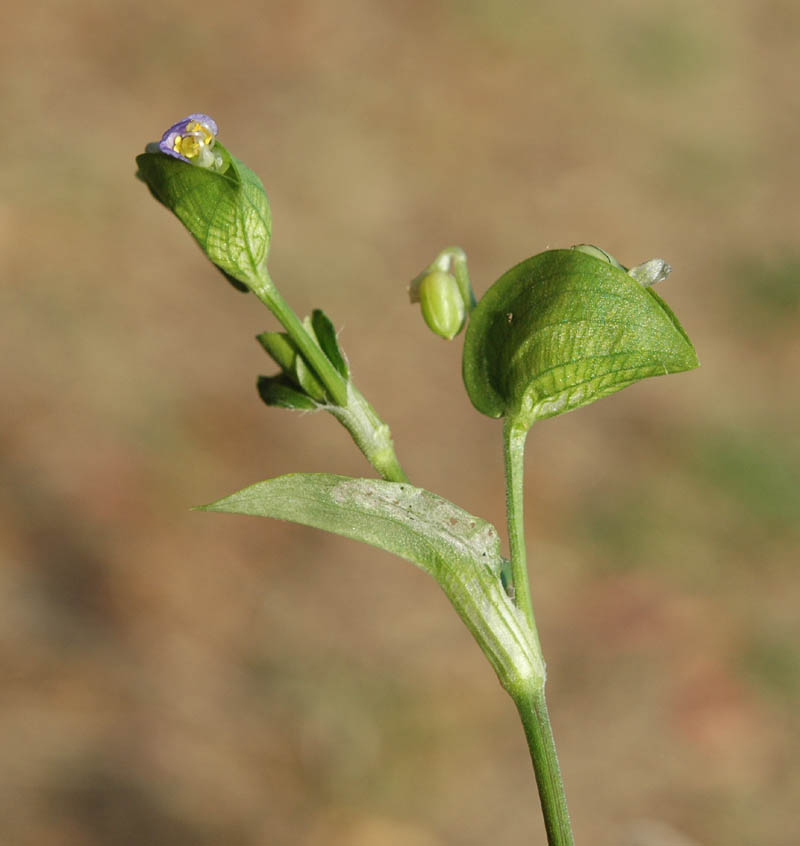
xmin=2 ymin=1 xmax=798 ymax=844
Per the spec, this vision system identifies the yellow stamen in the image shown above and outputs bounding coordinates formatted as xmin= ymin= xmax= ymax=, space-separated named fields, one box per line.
xmin=172 ymin=121 xmax=215 ymax=160
xmin=185 ymin=120 xmax=214 ymax=144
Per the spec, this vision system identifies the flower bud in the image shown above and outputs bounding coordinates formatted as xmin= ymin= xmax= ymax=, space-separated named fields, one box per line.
xmin=138 ymin=114 xmax=270 ymax=291
xmin=410 ymin=270 xmax=466 ymax=341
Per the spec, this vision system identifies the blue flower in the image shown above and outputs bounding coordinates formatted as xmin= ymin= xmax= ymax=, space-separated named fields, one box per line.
xmin=159 ymin=114 xmax=222 ymax=169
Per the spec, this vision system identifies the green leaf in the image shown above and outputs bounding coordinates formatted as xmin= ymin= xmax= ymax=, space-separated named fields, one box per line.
xmin=200 ymin=474 xmax=543 ymax=692
xmin=257 ymin=330 xmax=327 ymax=402
xmin=136 ymin=141 xmax=271 ymax=290
xmin=257 ymin=331 xmax=297 ymax=371
xmin=256 ymin=375 xmax=318 ymax=410
xmin=311 ymin=309 xmax=349 ymax=379
xmin=463 ymin=249 xmax=699 ymax=430
xmin=202 ymin=473 xmax=502 ymax=578
xmin=293 ymin=353 xmax=328 ymax=402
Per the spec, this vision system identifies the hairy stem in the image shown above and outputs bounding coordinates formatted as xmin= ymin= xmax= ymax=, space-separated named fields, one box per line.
xmin=329 ymin=388 xmax=409 ymax=483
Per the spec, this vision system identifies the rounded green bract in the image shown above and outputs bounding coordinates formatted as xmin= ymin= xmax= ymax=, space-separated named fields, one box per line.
xmin=136 ymin=140 xmax=271 ymax=291
xmin=462 ymin=249 xmax=698 ymax=431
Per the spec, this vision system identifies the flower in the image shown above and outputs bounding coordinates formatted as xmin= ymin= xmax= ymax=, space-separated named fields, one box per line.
xmin=159 ymin=114 xmax=222 ymax=169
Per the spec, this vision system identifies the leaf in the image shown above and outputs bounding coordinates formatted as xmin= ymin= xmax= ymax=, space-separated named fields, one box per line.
xmin=136 ymin=141 xmax=271 ymax=289
xmin=200 ymin=473 xmax=543 ymax=691
xmin=311 ymin=309 xmax=349 ymax=379
xmin=293 ymin=353 xmax=328 ymax=402
xmin=202 ymin=473 xmax=502 ymax=579
xmin=257 ymin=332 xmax=297 ymax=372
xmin=257 ymin=329 xmax=327 ymax=402
xmin=463 ymin=249 xmax=699 ymax=430
xmin=256 ymin=375 xmax=318 ymax=410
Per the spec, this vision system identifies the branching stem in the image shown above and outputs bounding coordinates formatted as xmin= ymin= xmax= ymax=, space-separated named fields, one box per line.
xmin=252 ymin=273 xmax=349 ymax=407
xmin=251 ymin=270 xmax=408 ymax=484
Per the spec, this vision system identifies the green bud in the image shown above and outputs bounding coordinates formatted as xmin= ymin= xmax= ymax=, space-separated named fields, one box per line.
xmin=410 ymin=270 xmax=466 ymax=340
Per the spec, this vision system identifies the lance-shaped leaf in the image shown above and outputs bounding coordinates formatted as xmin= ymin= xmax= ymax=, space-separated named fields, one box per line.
xmin=257 ymin=330 xmax=328 ymax=402
xmin=310 ymin=309 xmax=349 ymax=379
xmin=200 ymin=474 xmax=543 ymax=693
xmin=136 ymin=141 xmax=271 ymax=290
xmin=463 ymin=249 xmax=698 ymax=431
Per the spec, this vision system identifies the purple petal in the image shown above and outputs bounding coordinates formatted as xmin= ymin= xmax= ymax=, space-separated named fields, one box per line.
xmin=159 ymin=114 xmax=218 ymax=162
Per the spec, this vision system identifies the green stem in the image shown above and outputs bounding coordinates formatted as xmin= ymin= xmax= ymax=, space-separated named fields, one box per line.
xmin=513 ymin=688 xmax=574 ymax=846
xmin=251 ymin=273 xmax=350 ymax=408
xmin=251 ymin=270 xmax=408 ymax=484
xmin=503 ymin=420 xmax=538 ymax=641
xmin=329 ymin=388 xmax=409 ymax=484
xmin=503 ymin=419 xmax=573 ymax=846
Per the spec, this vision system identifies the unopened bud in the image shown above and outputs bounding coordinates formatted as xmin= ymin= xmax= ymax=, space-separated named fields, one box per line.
xmin=410 ymin=270 xmax=466 ymax=340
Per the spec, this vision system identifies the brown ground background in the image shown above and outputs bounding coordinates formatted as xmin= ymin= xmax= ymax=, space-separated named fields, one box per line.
xmin=2 ymin=2 xmax=799 ymax=845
